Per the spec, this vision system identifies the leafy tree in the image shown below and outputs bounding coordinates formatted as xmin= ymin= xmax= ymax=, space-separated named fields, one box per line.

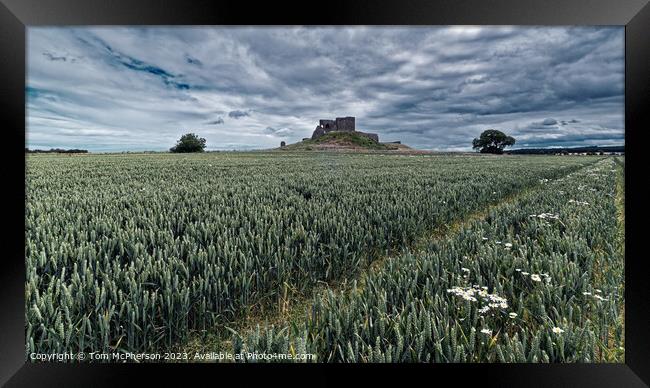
xmin=472 ymin=129 xmax=516 ymax=154
xmin=170 ymin=133 xmax=206 ymax=153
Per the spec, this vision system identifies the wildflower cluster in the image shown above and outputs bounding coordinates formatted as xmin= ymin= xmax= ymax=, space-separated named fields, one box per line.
xmin=583 ymin=289 xmax=610 ymax=302
xmin=529 ymin=213 xmax=560 ymax=220
xmin=518 ymin=271 xmax=551 ymax=284
xmin=447 ymin=285 xmax=509 ymax=313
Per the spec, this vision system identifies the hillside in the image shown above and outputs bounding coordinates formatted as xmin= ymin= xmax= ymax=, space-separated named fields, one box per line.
xmin=279 ymin=131 xmax=409 ymax=151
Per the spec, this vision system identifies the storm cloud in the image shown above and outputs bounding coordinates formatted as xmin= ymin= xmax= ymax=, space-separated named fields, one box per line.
xmin=27 ymin=26 xmax=624 ymax=151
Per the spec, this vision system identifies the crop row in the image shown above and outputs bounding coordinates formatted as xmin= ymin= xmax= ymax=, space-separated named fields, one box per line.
xmin=231 ymin=158 xmax=624 ymax=362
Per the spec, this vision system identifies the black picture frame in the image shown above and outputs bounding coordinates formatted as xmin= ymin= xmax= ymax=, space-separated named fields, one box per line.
xmin=1 ymin=0 xmax=648 ymax=386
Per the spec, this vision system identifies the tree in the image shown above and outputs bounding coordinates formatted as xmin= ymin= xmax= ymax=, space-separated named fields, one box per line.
xmin=170 ymin=133 xmax=206 ymax=153
xmin=472 ymin=129 xmax=516 ymax=154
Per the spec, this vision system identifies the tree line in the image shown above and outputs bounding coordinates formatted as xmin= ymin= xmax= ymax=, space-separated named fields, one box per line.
xmin=26 ymin=148 xmax=88 ymax=154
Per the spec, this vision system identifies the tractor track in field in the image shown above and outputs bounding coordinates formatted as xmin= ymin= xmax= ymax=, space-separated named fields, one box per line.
xmin=178 ymin=159 xmax=606 ymax=360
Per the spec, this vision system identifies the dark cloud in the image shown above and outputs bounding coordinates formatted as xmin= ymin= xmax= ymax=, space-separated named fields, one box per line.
xmin=560 ymin=119 xmax=580 ymax=125
xmin=518 ymin=131 xmax=624 ymax=148
xmin=43 ymin=52 xmax=70 ymax=62
xmin=185 ymin=55 xmax=202 ymax=66
xmin=27 ymin=26 xmax=624 ymax=151
xmin=206 ymin=117 xmax=224 ymax=125
xmin=228 ymin=110 xmax=250 ymax=119
xmin=525 ymin=118 xmax=561 ymax=131
xmin=76 ymin=34 xmax=192 ymax=90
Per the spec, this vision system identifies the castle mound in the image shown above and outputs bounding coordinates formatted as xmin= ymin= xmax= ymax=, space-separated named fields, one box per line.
xmin=311 ymin=131 xmax=390 ymax=149
xmin=276 ymin=116 xmax=411 ymax=152
xmin=279 ymin=131 xmax=407 ymax=151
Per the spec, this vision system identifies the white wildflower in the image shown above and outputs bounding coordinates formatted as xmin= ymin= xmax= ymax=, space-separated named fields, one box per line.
xmin=504 ymin=243 xmax=513 ymax=248
xmin=552 ymin=327 xmax=565 ymax=334
xmin=530 ymin=274 xmax=542 ymax=282
xmin=531 ymin=213 xmax=560 ymax=220
xmin=481 ymin=328 xmax=492 ymax=336
xmin=448 ymin=285 xmax=508 ymax=310
xmin=447 ymin=287 xmax=478 ymax=303
xmin=509 ymin=312 xmax=518 ymax=319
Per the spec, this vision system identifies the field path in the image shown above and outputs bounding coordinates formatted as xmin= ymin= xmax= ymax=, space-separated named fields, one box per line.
xmin=181 ymin=158 xmax=606 ymax=357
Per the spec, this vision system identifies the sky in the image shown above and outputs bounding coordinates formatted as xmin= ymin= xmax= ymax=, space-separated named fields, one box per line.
xmin=27 ymin=26 xmax=624 ymax=152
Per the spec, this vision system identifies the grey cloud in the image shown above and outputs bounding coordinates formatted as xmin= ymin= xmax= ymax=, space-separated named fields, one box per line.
xmin=186 ymin=55 xmax=203 ymax=66
xmin=228 ymin=110 xmax=250 ymax=119
xmin=560 ymin=119 xmax=580 ymax=125
xmin=43 ymin=52 xmax=72 ymax=62
xmin=76 ymin=33 xmax=192 ymax=90
xmin=518 ymin=131 xmax=624 ymax=148
xmin=264 ymin=126 xmax=293 ymax=136
xmin=206 ymin=117 xmax=224 ymax=125
xmin=525 ymin=118 xmax=561 ymax=131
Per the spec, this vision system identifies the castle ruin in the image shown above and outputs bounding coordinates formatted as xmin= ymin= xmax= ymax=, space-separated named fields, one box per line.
xmin=311 ymin=116 xmax=379 ymax=142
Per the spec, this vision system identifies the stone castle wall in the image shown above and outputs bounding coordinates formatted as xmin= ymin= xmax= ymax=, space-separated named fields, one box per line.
xmin=319 ymin=119 xmax=337 ymax=130
xmin=311 ymin=116 xmax=378 ymax=143
xmin=356 ymin=132 xmax=379 ymax=142
xmin=334 ymin=117 xmax=355 ymax=131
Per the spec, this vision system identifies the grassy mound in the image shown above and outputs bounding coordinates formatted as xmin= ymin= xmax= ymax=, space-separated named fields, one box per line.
xmin=283 ymin=131 xmax=396 ymax=151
